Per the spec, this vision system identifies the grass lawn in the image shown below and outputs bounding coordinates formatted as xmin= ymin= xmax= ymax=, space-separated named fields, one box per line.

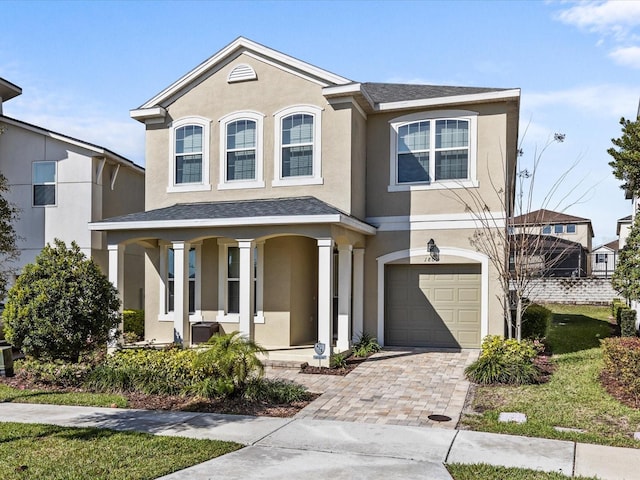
xmin=0 ymin=384 xmax=128 ymax=408
xmin=461 ymin=303 xmax=640 ymax=448
xmin=0 ymin=421 xmax=241 ymax=479
xmin=447 ymin=463 xmax=598 ymax=480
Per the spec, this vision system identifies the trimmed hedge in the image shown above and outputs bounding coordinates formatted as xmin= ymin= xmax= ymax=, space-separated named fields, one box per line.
xmin=123 ymin=310 xmax=144 ymax=340
xmin=602 ymin=337 xmax=640 ymax=397
xmin=521 ymin=304 xmax=552 ymax=339
xmin=612 ymin=298 xmax=625 ymax=322
xmin=620 ymin=308 xmax=637 ymax=337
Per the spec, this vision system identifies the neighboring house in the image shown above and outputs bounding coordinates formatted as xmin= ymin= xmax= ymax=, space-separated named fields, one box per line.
xmin=617 ymin=214 xmax=632 ymax=249
xmin=0 ymin=77 xmax=145 ymax=308
xmin=90 ymin=37 xmax=520 ymax=359
xmin=510 ymin=209 xmax=593 ymax=277
xmin=591 ymin=240 xmax=618 ymax=278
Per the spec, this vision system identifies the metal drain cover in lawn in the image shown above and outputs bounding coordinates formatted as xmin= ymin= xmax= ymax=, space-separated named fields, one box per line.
xmin=428 ymin=414 xmax=452 ymax=422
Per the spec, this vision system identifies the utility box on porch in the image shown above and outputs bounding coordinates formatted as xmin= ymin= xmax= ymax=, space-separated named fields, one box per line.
xmin=191 ymin=322 xmax=219 ymax=345
xmin=0 ymin=346 xmax=13 ymax=377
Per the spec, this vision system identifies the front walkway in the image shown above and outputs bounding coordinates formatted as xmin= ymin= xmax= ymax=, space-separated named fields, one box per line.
xmin=266 ymin=348 xmax=479 ymax=428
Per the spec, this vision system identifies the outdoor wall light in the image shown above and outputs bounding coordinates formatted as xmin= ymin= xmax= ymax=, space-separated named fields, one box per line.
xmin=427 ymin=239 xmax=440 ymax=262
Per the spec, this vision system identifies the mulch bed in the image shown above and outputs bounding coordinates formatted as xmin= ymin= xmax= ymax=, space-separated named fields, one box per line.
xmin=299 ymin=354 xmax=368 ymax=376
xmin=600 ymin=370 xmax=640 ymax=410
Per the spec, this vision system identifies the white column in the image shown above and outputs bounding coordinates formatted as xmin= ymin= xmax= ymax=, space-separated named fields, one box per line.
xmin=238 ymin=240 xmax=255 ymax=339
xmin=337 ymin=244 xmax=352 ymax=352
xmin=317 ymin=239 xmax=334 ymax=359
xmin=172 ymin=241 xmax=190 ymax=345
xmin=108 ymin=243 xmax=124 ymax=349
xmin=352 ymin=248 xmax=365 ymax=343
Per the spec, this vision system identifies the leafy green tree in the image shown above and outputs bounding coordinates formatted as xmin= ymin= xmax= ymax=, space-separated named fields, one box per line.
xmin=2 ymin=239 xmax=120 ymax=362
xmin=0 ymin=170 xmax=20 ymax=296
xmin=612 ymin=215 xmax=640 ymax=303
xmin=608 ymin=117 xmax=640 ymax=195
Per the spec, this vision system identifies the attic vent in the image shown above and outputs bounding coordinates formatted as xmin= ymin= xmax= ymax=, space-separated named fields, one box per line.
xmin=227 ymin=64 xmax=257 ymax=83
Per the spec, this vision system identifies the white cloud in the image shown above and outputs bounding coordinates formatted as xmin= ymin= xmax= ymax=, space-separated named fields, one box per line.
xmin=556 ymin=1 xmax=640 ymax=39
xmin=609 ymin=45 xmax=640 ymax=68
xmin=2 ymin=81 xmax=145 ymax=166
xmin=522 ymin=84 xmax=638 ymax=119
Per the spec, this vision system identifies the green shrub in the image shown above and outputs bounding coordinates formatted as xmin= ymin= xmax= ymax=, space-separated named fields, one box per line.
xmin=601 ymin=337 xmax=640 ymax=396
xmin=243 ymin=378 xmax=310 ymax=403
xmin=0 ymin=320 xmax=4 ymax=341
xmin=123 ymin=310 xmax=144 ymax=340
xmin=86 ymin=346 xmax=201 ymax=395
xmin=2 ymin=240 xmax=120 ymax=362
xmin=612 ymin=298 xmax=625 ymax=318
xmin=465 ymin=335 xmax=541 ymax=385
xmin=617 ymin=305 xmax=626 ymax=327
xmin=352 ymin=332 xmax=381 ymax=357
xmin=620 ymin=309 xmax=637 ymax=337
xmin=16 ymin=358 xmax=94 ymax=388
xmin=521 ymin=304 xmax=552 ymax=339
xmin=330 ymin=352 xmax=348 ymax=369
xmin=193 ymin=332 xmax=266 ymax=397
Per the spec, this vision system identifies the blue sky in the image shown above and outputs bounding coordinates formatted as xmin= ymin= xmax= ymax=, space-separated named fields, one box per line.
xmin=2 ymin=0 xmax=640 ymax=245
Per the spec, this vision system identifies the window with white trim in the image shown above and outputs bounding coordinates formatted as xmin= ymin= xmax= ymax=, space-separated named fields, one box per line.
xmin=166 ymin=247 xmax=196 ymax=314
xmin=169 ymin=117 xmax=211 ymax=192
xmin=218 ymin=111 xmax=264 ymax=190
xmin=217 ymin=241 xmax=264 ymax=323
xmin=389 ymin=110 xmax=477 ymax=191
xmin=566 ymin=224 xmax=576 ymax=234
xmin=33 ymin=161 xmax=56 ymax=206
xmin=542 ymin=225 xmax=552 ymax=235
xmin=595 ymin=253 xmax=608 ymax=264
xmin=273 ymin=105 xmax=322 ymax=186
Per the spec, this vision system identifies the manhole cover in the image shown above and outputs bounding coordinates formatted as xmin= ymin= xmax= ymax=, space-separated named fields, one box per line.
xmin=428 ymin=414 xmax=452 ymax=422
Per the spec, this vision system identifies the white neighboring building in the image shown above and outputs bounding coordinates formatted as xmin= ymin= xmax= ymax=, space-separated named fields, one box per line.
xmin=0 ymin=78 xmax=145 ymax=308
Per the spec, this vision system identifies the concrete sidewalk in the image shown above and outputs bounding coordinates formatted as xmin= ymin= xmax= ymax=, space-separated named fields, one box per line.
xmin=1 ymin=403 xmax=639 ymax=479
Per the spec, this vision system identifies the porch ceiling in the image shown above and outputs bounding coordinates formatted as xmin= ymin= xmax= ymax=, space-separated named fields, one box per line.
xmin=89 ymin=196 xmax=376 ymax=236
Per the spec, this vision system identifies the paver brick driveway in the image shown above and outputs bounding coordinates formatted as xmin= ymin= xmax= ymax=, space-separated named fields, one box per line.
xmin=267 ymin=348 xmax=479 ymax=428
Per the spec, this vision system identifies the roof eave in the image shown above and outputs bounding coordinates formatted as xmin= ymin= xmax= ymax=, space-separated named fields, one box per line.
xmin=374 ymin=89 xmax=521 ymax=112
xmin=130 ymin=107 xmax=167 ymax=124
xmin=0 ymin=78 xmax=22 ymax=102
xmin=89 ymin=214 xmax=376 ymax=236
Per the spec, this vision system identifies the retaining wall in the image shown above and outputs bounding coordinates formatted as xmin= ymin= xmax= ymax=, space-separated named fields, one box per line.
xmin=526 ymin=277 xmax=621 ymax=305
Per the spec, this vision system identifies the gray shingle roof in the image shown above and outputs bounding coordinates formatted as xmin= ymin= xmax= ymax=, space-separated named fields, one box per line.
xmin=98 ymin=196 xmax=355 ymax=223
xmin=511 ymin=209 xmax=591 ymax=225
xmin=361 ymin=82 xmax=512 ymax=104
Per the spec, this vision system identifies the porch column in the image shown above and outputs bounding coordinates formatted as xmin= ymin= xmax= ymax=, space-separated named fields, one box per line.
xmin=107 ymin=243 xmax=124 ymax=349
xmin=336 ymin=244 xmax=352 ymax=352
xmin=352 ymin=248 xmax=365 ymax=343
xmin=172 ymin=241 xmax=190 ymax=345
xmin=317 ymin=239 xmax=334 ymax=358
xmin=238 ymin=240 xmax=255 ymax=339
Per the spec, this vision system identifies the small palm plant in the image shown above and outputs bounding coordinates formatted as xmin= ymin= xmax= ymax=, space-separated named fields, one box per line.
xmin=193 ymin=331 xmax=267 ymax=397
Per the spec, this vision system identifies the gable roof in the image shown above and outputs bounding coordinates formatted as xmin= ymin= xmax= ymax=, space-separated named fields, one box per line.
xmin=132 ymin=37 xmax=352 ymax=120
xmin=0 ymin=115 xmax=144 ymax=174
xmin=0 ymin=78 xmax=21 ymax=103
xmin=90 ymin=196 xmax=376 ymax=235
xmin=617 ymin=214 xmax=633 ymax=235
xmin=131 ymin=37 xmax=521 ymax=122
xmin=511 ymin=209 xmax=591 ymax=225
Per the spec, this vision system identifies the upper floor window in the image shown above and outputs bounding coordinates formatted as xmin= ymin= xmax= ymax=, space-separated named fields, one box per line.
xmin=273 ymin=105 xmax=323 ymax=186
xmin=542 ymin=225 xmax=552 ymax=235
xmin=389 ymin=110 xmax=477 ymax=192
xmin=219 ymin=111 xmax=265 ymax=190
xmin=554 ymin=224 xmax=564 ymax=234
xmin=566 ymin=224 xmax=576 ymax=234
xmin=168 ymin=117 xmax=211 ymax=193
xmin=33 ymin=161 xmax=56 ymax=206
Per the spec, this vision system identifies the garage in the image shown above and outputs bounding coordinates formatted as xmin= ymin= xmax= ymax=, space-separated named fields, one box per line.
xmin=385 ymin=263 xmax=481 ymax=348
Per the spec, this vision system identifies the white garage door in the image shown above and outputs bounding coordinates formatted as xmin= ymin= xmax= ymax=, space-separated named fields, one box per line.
xmin=385 ymin=263 xmax=481 ymax=348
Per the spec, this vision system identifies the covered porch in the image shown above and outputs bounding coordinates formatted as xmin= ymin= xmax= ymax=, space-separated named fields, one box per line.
xmin=90 ymin=197 xmax=375 ymax=363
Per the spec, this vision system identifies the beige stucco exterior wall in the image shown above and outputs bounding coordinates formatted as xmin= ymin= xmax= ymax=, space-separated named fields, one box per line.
xmin=144 ymin=52 xmax=357 ymax=216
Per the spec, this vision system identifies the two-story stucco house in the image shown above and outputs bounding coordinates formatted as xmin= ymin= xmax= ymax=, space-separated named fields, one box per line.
xmin=0 ymin=77 xmax=145 ymax=309
xmin=90 ymin=38 xmax=520 ymax=360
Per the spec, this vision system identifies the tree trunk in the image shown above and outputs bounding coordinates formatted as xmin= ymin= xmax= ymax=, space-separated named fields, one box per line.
xmin=515 ymin=297 xmax=523 ymax=341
